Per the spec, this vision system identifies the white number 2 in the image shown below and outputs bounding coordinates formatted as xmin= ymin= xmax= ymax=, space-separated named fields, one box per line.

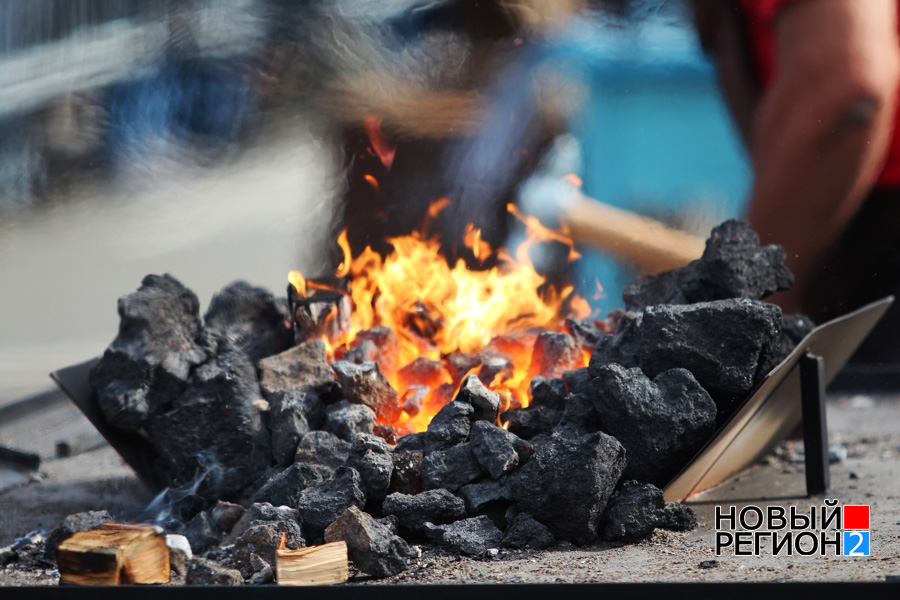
xmin=848 ymin=532 xmax=866 ymax=556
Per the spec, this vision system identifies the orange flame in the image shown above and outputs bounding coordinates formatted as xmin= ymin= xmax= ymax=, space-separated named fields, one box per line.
xmin=289 ymin=205 xmax=593 ymax=436
xmin=288 ymin=270 xmax=306 ymax=297
xmin=363 ymin=115 xmax=397 ymax=170
xmin=463 ymin=224 xmax=492 ymax=263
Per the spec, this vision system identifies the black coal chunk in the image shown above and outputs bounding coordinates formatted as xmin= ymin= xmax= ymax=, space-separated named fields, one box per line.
xmin=268 ymin=389 xmax=325 ymax=466
xmin=445 ymin=352 xmax=482 ymax=383
xmin=600 ymin=480 xmax=666 ymax=541
xmin=203 ymin=281 xmax=292 ymax=364
xmin=147 ymin=340 xmax=271 ymax=499
xmin=566 ymin=317 xmax=604 ymax=351
xmin=589 ymin=311 xmax=642 ymax=371
xmin=500 ymin=406 xmax=559 ymax=440
xmin=528 ymin=332 xmax=583 ymax=380
xmin=477 ymin=354 xmax=513 ymax=387
xmin=297 ymin=466 xmax=367 ymax=536
xmin=623 ymin=219 xmax=794 ymax=311
xmin=184 ymin=511 xmax=220 ymax=553
xmin=225 ymin=503 xmax=300 ymax=543
xmin=211 ymin=501 xmax=246 ymax=534
xmin=424 ymin=516 xmax=503 ymax=556
xmin=258 ymin=340 xmax=338 ymax=399
xmin=325 ymin=400 xmax=376 ymax=442
xmin=761 ymin=313 xmax=817 ymax=374
xmin=511 ymin=432 xmax=625 ymax=544
xmin=459 ymin=479 xmax=513 ymax=514
xmin=233 ymin=520 xmax=304 ymax=579
xmin=185 ymin=557 xmax=243 ymax=585
xmin=530 ymin=377 xmax=568 ymax=411
xmin=397 ymin=357 xmax=446 ymax=389
xmin=661 ymin=501 xmax=698 ymax=532
xmin=294 ymin=430 xmax=351 ymax=477
xmin=424 ymin=401 xmax=473 ymax=453
xmin=247 ymin=554 xmax=275 ymax=585
xmin=562 ymin=368 xmax=593 ymax=396
xmin=395 ymin=432 xmax=425 ymax=454
xmin=46 ymin=510 xmax=112 ymax=560
xmin=420 ymin=443 xmax=483 ymax=492
xmin=348 ymin=327 xmax=400 ymax=375
xmin=347 ymin=434 xmax=394 ymax=501
xmin=554 ymin=392 xmax=604 ymax=437
xmin=333 ymin=360 xmax=402 ymax=423
xmin=324 ymin=506 xmax=413 ymax=578
xmin=502 ymin=513 xmax=555 ymax=550
xmin=90 ymin=274 xmax=207 ymax=431
xmin=389 ymin=450 xmax=423 ymax=495
xmin=454 ymin=375 xmax=500 ymax=422
xmin=469 ymin=421 xmax=524 ymax=479
xmin=382 ymin=489 xmax=467 ymax=533
xmin=251 ymin=462 xmax=324 ymax=507
xmin=592 ymin=365 xmax=716 ymax=487
xmin=638 ymin=299 xmax=782 ymax=411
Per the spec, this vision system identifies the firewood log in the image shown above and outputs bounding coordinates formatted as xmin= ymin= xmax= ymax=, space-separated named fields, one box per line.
xmin=276 ymin=541 xmax=348 ymax=586
xmin=56 ymin=523 xmax=170 ymax=585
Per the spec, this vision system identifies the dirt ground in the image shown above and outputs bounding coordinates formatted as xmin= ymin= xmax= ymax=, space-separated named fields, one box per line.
xmin=1 ymin=393 xmax=898 ymax=585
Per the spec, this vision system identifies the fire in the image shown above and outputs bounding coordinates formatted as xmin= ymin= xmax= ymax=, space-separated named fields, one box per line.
xmin=363 ymin=115 xmax=397 ymax=170
xmin=289 ymin=203 xmax=592 ymax=436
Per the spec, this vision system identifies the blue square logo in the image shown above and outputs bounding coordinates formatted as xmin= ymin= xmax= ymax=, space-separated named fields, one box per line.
xmin=843 ymin=531 xmax=870 ymax=556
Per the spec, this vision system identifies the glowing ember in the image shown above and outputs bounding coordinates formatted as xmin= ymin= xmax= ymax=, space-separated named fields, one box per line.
xmin=289 ymin=203 xmax=594 ymax=436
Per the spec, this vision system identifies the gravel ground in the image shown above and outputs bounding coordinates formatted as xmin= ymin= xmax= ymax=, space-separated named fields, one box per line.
xmin=1 ymin=393 xmax=898 ymax=585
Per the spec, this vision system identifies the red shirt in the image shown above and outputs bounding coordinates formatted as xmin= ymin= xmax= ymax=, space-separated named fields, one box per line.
xmin=739 ymin=0 xmax=900 ymax=187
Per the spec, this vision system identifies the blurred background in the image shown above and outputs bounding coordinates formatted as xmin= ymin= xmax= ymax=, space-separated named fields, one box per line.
xmin=0 ymin=0 xmax=750 ymax=405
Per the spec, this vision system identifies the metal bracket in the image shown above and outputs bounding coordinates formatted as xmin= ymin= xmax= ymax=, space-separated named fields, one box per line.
xmin=800 ymin=351 xmax=829 ymax=496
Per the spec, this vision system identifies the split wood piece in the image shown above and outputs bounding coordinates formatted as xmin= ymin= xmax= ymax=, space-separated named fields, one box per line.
xmin=57 ymin=522 xmax=170 ymax=586
xmin=276 ymin=541 xmax=348 ymax=586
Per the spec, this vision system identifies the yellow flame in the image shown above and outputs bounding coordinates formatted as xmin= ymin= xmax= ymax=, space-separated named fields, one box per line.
xmin=289 ymin=206 xmax=593 ymax=435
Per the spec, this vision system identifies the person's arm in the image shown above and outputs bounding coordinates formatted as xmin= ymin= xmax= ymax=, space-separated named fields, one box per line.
xmin=746 ymin=0 xmax=900 ymax=312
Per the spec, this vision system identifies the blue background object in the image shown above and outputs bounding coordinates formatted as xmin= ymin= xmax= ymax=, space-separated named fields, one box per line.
xmin=563 ymin=20 xmax=752 ymax=314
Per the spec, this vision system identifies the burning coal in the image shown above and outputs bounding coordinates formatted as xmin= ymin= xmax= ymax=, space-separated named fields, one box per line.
xmin=286 ymin=202 xmax=593 ymax=435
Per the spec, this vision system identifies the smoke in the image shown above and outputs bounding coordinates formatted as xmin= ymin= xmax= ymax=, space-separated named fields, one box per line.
xmin=133 ymin=449 xmax=223 ymax=527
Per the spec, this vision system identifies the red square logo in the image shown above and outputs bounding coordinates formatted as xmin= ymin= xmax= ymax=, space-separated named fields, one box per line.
xmin=844 ymin=505 xmax=870 ymax=530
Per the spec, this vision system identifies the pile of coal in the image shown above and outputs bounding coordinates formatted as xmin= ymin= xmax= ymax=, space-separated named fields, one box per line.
xmin=77 ymin=219 xmax=809 ymax=582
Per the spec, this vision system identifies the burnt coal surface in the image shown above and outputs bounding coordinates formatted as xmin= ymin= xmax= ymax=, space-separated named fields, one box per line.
xmin=424 ymin=515 xmax=504 ymax=556
xmin=258 ymin=340 xmax=339 ymax=400
xmin=203 ymin=281 xmax=292 ymax=365
xmin=591 ymin=299 xmax=783 ymax=420
xmin=511 ymin=432 xmax=626 ymax=545
xmin=268 ymin=389 xmax=325 ymax=466
xmin=382 ymin=489 xmax=467 ymax=534
xmin=324 ymin=506 xmax=414 ymax=577
xmin=332 ymin=360 xmax=402 ymax=423
xmin=90 ymin=274 xmax=209 ymax=431
xmin=591 ymin=365 xmax=716 ymax=487
xmin=147 ymin=339 xmax=272 ymax=499
xmin=623 ymin=219 xmax=794 ymax=311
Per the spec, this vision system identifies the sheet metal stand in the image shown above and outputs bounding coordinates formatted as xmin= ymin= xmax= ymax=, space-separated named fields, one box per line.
xmin=800 ymin=351 xmax=829 ymax=496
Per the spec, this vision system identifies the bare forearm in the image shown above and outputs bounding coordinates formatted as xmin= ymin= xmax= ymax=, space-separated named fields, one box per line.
xmin=744 ymin=0 xmax=900 ymax=311
xmin=748 ymin=79 xmax=895 ymax=307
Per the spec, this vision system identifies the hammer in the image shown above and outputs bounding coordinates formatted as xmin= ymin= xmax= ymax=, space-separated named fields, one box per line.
xmin=562 ymin=193 xmax=707 ymax=275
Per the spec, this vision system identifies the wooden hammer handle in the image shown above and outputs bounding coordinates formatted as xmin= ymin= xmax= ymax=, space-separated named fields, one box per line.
xmin=563 ymin=194 xmax=706 ymax=275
